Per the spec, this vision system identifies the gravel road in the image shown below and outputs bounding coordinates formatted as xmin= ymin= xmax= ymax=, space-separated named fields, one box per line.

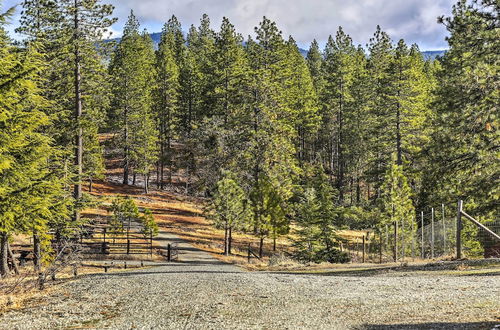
xmin=1 ymin=239 xmax=498 ymax=330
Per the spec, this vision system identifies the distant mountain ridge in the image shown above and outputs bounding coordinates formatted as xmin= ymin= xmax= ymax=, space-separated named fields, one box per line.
xmin=107 ymin=33 xmax=446 ymax=60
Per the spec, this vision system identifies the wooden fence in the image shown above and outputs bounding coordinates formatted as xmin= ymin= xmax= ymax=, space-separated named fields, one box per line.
xmin=78 ymin=226 xmax=154 ymax=256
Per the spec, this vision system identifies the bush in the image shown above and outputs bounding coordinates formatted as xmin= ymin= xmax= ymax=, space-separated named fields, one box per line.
xmin=293 ymin=247 xmax=350 ymax=264
xmin=315 ymin=248 xmax=350 ymax=264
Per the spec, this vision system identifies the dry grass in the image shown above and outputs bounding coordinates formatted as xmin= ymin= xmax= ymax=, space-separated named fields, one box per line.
xmin=81 ymin=179 xmax=386 ymax=272
xmin=0 ymin=264 xmax=148 ymax=315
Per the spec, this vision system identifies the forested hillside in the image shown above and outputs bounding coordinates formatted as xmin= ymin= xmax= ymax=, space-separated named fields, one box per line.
xmin=106 ymin=32 xmax=446 ymax=60
xmin=0 ymin=0 xmax=498 ymax=276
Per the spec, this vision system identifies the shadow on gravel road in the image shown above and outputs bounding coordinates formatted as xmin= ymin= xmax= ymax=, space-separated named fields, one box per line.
xmin=272 ymin=260 xmax=500 ymax=278
xmin=359 ymin=321 xmax=499 ymax=329
xmin=97 ymin=270 xmax=242 ymax=277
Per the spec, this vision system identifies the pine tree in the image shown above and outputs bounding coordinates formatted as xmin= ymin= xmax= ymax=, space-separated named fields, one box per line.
xmin=0 ymin=12 xmax=70 ymax=276
xmin=110 ymin=197 xmax=139 ymax=232
xmin=379 ymin=159 xmax=415 ymax=261
xmin=321 ymin=28 xmax=358 ymax=202
xmin=347 ymin=45 xmax=370 ymax=205
xmin=210 ymin=171 xmax=250 ymax=255
xmin=155 ymin=22 xmax=181 ymax=188
xmin=429 ymin=0 xmax=499 ymax=217
xmin=140 ymin=208 xmax=158 ymax=237
xmin=195 ymin=17 xmax=252 ymax=192
xmin=306 ymin=39 xmax=324 ymax=94
xmin=244 ymin=18 xmax=300 ymax=253
xmin=130 ymin=31 xmax=157 ymax=193
xmin=389 ymin=41 xmax=431 ymax=172
xmin=284 ymin=37 xmax=320 ymax=164
xmin=17 ymin=0 xmax=115 ymax=218
xmin=365 ymin=26 xmax=394 ymax=198
xmin=293 ymin=170 xmax=346 ymax=263
xmin=250 ymin=173 xmax=287 ymax=256
xmin=110 ymin=12 xmax=157 ymax=192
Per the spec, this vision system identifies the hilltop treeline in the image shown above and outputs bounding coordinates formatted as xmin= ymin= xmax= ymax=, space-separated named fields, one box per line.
xmin=0 ymin=0 xmax=497 ymax=274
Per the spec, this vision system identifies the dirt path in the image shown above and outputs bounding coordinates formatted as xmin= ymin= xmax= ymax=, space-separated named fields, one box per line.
xmin=156 ymin=229 xmax=226 ymax=265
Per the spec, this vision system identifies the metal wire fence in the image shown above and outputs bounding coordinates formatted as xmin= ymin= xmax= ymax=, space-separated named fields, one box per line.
xmin=343 ymin=203 xmax=499 ymax=263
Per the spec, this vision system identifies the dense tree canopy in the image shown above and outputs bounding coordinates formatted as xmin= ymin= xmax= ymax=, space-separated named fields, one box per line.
xmin=1 ymin=0 xmax=497 ymax=271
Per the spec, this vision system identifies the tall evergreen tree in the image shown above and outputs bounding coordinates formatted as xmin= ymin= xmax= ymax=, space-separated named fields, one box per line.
xmin=195 ymin=17 xmax=253 ymax=192
xmin=306 ymin=39 xmax=325 ymax=94
xmin=210 ymin=171 xmax=250 ymax=255
xmin=379 ymin=160 xmax=416 ymax=261
xmin=0 ymin=13 xmax=70 ymax=276
xmin=321 ymin=28 xmax=358 ymax=202
xmin=17 ymin=0 xmax=115 ymax=218
xmin=429 ymin=0 xmax=499 ymax=218
xmin=155 ymin=22 xmax=181 ymax=188
xmin=110 ymin=12 xmax=157 ymax=192
xmin=284 ymin=37 xmax=320 ymax=165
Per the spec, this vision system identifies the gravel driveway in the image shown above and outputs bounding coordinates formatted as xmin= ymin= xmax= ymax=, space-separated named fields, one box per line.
xmin=1 ymin=239 xmax=498 ymax=330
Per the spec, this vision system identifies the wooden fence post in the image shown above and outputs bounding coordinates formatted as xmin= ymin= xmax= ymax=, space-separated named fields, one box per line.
xmin=379 ymin=232 xmax=383 ymax=263
xmin=127 ymin=239 xmax=130 ymax=255
xmin=167 ymin=243 xmax=171 ymax=262
xmin=150 ymin=230 xmax=153 ymax=258
xmin=38 ymin=272 xmax=44 ymax=290
xmin=102 ymin=228 xmax=107 ymax=254
xmin=362 ymin=235 xmax=366 ymax=263
xmin=247 ymin=244 xmax=251 ymax=263
xmin=457 ymin=200 xmax=462 ymax=259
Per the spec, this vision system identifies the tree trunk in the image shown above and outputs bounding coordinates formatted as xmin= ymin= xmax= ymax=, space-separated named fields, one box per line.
xmin=7 ymin=242 xmax=19 ymax=275
xmin=259 ymin=237 xmax=264 ymax=259
xmin=273 ymin=236 xmax=276 ymax=252
xmin=88 ymin=177 xmax=93 ymax=193
xmin=228 ymin=227 xmax=232 ymax=255
xmin=396 ymin=66 xmax=403 ymax=166
xmin=0 ymin=233 xmax=10 ymax=278
xmin=132 ymin=172 xmax=136 ymax=186
xmin=156 ymin=161 xmax=161 ymax=189
xmin=144 ymin=173 xmax=149 ymax=194
xmin=167 ymin=135 xmax=172 ymax=184
xmin=393 ymin=221 xmax=398 ymax=262
xmin=337 ymin=79 xmax=344 ymax=203
xmin=33 ymin=233 xmax=41 ymax=272
xmin=356 ymin=175 xmax=361 ymax=204
xmin=223 ymin=224 xmax=228 ymax=256
xmin=73 ymin=1 xmax=83 ymax=221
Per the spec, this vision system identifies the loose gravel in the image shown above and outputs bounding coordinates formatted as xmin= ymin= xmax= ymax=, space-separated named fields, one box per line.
xmin=0 ymin=249 xmax=498 ymax=329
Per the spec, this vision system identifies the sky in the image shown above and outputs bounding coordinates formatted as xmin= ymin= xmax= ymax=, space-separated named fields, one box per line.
xmin=2 ymin=0 xmax=456 ymax=51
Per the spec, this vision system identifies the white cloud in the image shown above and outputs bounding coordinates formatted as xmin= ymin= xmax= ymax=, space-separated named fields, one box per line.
xmin=96 ymin=0 xmax=457 ymax=50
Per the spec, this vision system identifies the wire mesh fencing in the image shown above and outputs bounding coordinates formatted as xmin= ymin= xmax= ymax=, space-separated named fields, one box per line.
xmin=343 ymin=203 xmax=499 ymax=263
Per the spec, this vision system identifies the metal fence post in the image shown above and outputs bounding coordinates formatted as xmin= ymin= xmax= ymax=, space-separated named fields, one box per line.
xmin=421 ymin=211 xmax=424 ymax=259
xmin=442 ymin=204 xmax=446 ymax=255
xmin=401 ymin=219 xmax=405 ymax=262
xmin=431 ymin=208 xmax=435 ymax=258
xmin=457 ymin=200 xmax=462 ymax=259
xmin=393 ymin=221 xmax=398 ymax=262
xmin=411 ymin=217 xmax=415 ymax=260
